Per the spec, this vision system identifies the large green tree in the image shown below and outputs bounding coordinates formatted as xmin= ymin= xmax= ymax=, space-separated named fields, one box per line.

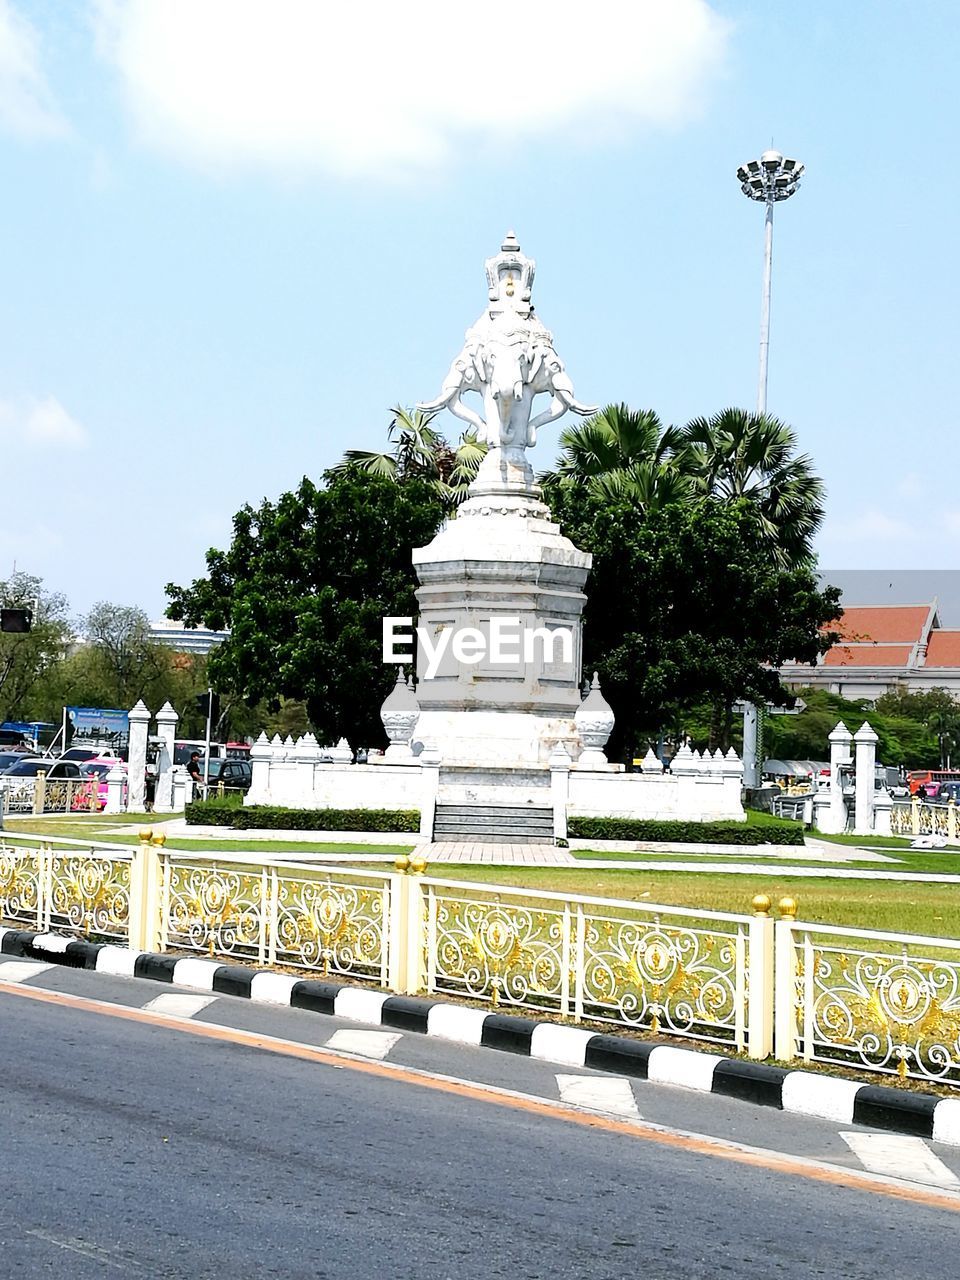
xmin=166 ymin=470 xmax=447 ymax=747
xmin=0 ymin=573 xmax=71 ymax=724
xmin=540 ymin=403 xmax=690 ymax=509
xmin=549 ymin=490 xmax=841 ymax=755
xmin=677 ymin=408 xmax=826 ymax=567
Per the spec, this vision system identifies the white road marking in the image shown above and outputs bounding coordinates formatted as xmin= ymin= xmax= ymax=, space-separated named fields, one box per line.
xmin=142 ymin=993 xmax=217 ymax=1018
xmin=325 ymin=1028 xmax=402 ymax=1059
xmin=0 ymin=961 xmax=54 ymax=982
xmin=556 ymin=1073 xmax=641 ymax=1118
xmin=25 ymin=1228 xmax=146 ymax=1273
xmin=841 ymin=1132 xmax=960 ymax=1188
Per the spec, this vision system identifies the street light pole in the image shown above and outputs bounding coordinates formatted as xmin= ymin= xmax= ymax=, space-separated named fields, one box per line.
xmin=736 ymin=149 xmax=804 ymax=415
xmin=735 ymin=148 xmax=804 ymax=787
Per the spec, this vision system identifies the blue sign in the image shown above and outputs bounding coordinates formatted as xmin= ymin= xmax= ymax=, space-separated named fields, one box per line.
xmin=67 ymin=707 xmax=130 ymax=749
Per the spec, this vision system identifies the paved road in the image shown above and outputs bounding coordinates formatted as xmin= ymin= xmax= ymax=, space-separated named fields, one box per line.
xmin=0 ymin=963 xmax=958 ymax=1279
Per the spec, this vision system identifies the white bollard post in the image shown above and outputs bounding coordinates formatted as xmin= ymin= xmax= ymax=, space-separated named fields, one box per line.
xmin=824 ymin=722 xmax=852 ymax=834
xmin=853 ymin=721 xmax=879 ymax=834
xmin=154 ymin=701 xmax=179 ymax=813
xmin=419 ymin=750 xmax=441 ymax=841
xmin=127 ymin=700 xmax=151 ymax=812
xmin=549 ymin=743 xmax=571 ymax=842
xmin=104 ymin=764 xmax=126 ymax=815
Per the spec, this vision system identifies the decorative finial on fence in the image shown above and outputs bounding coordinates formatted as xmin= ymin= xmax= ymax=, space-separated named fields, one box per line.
xmin=778 ymin=896 xmax=798 ymax=918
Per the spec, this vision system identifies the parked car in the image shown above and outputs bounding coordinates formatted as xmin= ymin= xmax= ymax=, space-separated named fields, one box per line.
xmin=0 ymin=751 xmax=27 ymax=773
xmin=198 ymin=758 xmax=253 ymax=792
xmin=60 ymin=746 xmax=120 ymax=763
xmin=74 ymin=758 xmax=128 ymax=811
xmin=1 ymin=757 xmax=83 ymax=779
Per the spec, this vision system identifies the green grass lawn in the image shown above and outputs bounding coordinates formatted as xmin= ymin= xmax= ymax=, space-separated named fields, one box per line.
xmin=1 ymin=815 xmax=410 ymax=857
xmin=419 ymin=864 xmax=960 ymax=939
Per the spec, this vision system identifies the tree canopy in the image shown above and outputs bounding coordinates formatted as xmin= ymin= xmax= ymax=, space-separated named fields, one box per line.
xmin=548 ymin=488 xmax=841 ymax=755
xmin=166 ymin=470 xmax=447 ymax=747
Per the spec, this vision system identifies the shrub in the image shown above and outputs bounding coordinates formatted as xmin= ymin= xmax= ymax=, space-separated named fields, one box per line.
xmin=566 ymin=816 xmax=804 ymax=845
xmin=184 ymin=796 xmax=243 ymax=826
xmin=229 ymin=805 xmax=420 ymax=833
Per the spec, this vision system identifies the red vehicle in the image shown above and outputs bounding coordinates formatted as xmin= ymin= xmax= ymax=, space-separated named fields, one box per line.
xmin=907 ymin=769 xmax=960 ymax=796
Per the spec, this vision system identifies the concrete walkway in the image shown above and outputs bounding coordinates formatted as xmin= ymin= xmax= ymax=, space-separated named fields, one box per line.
xmin=412 ymin=841 xmax=576 ymax=865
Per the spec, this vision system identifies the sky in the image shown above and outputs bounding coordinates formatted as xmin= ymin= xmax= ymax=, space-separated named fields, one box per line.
xmin=1 ymin=0 xmax=957 ymax=623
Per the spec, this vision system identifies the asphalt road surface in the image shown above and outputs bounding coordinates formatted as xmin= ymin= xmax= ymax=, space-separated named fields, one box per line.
xmin=0 ymin=963 xmax=958 ymax=1279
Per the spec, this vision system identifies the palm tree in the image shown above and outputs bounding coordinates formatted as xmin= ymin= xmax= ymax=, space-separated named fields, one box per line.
xmin=676 ymin=408 xmax=825 ymax=566
xmin=333 ymin=406 xmax=486 ymax=505
xmin=539 ymin=403 xmax=691 ymax=510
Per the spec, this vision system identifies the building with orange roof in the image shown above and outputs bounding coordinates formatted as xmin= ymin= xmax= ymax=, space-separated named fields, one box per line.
xmin=779 ymin=599 xmax=960 ymax=701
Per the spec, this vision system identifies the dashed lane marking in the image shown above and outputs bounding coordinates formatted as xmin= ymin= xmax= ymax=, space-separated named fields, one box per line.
xmin=841 ymin=1132 xmax=960 ymax=1188
xmin=556 ymin=1073 xmax=641 ymax=1118
xmin=4 ymin=977 xmax=960 ymax=1215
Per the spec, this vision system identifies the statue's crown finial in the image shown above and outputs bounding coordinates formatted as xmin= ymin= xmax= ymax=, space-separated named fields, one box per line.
xmin=485 ymin=230 xmax=535 ymax=315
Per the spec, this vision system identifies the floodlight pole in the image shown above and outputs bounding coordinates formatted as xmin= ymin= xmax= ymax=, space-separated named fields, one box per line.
xmin=757 ymin=200 xmax=774 ymax=414
xmin=735 ymin=148 xmax=804 ymax=787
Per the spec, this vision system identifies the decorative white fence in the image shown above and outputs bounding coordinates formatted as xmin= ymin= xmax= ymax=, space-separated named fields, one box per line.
xmin=159 ymin=859 xmax=392 ymax=984
xmin=890 ymin=799 xmax=958 ymax=840
xmin=422 ymin=878 xmax=754 ymax=1048
xmin=4 ymin=830 xmax=960 ymax=1086
xmin=0 ymin=839 xmax=131 ymax=940
xmin=774 ymin=905 xmax=960 ymax=1085
xmin=0 ymin=775 xmax=100 ymax=815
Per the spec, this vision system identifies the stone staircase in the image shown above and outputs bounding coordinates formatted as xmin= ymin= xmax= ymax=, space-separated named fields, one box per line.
xmin=432 ymin=803 xmax=555 ymax=844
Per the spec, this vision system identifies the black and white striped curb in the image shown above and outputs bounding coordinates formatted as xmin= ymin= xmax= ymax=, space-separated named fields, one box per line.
xmin=5 ymin=925 xmax=960 ymax=1148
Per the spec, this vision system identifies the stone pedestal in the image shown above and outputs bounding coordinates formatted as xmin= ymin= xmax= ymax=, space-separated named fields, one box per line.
xmin=411 ymin=452 xmax=591 ymax=767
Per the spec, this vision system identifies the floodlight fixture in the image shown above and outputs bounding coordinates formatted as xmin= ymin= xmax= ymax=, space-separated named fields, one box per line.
xmin=737 ymin=149 xmax=804 ymax=204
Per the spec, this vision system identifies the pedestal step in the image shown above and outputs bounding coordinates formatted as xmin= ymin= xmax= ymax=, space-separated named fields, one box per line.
xmin=433 ymin=803 xmax=555 ymax=844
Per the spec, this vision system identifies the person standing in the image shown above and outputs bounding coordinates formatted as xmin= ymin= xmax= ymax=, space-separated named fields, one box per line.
xmin=186 ymin=751 xmax=204 ymax=798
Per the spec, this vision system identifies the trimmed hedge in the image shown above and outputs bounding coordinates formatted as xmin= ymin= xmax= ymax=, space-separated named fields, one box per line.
xmin=184 ymin=797 xmax=243 ymax=826
xmin=567 ymin=816 xmax=805 ymax=845
xmin=185 ymin=800 xmax=420 ymax=833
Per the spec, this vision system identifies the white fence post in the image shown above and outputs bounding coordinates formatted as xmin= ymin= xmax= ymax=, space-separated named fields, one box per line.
xmin=127 ymin=700 xmax=151 ymax=812
xmin=774 ymin=898 xmax=799 ymax=1062
xmin=853 ymin=721 xmax=878 ymax=834
xmin=418 ymin=751 xmax=441 ymax=841
xmin=154 ymin=701 xmax=179 ymax=813
xmin=748 ymin=895 xmax=774 ymax=1059
xmin=550 ymin=744 xmax=571 ymax=842
xmin=105 ymin=765 xmax=126 ymax=815
xmin=405 ymin=856 xmax=427 ymax=995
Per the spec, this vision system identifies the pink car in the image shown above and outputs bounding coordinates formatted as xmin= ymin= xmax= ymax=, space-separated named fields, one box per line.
xmin=72 ymin=758 xmax=127 ymax=811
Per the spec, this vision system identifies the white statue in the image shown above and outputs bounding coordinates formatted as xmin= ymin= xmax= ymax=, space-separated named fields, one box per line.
xmin=419 ymin=232 xmax=596 ymax=453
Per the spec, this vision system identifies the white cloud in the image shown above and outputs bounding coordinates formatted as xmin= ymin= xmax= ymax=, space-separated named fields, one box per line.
xmin=0 ymin=395 xmax=89 ymax=447
xmin=93 ymin=0 xmax=730 ymax=178
xmin=0 ymin=0 xmax=66 ymax=138
xmin=823 ymin=509 xmax=918 ymax=543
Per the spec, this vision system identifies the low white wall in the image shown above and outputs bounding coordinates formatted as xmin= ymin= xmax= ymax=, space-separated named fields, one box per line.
xmin=569 ymin=769 xmax=745 ymax=822
xmin=246 ymin=734 xmax=745 ymax=824
xmin=437 ymin=766 xmax=551 ymax=807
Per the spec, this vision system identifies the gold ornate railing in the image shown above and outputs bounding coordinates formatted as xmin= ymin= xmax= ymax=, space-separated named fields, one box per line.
xmin=0 ymin=775 xmax=99 ymax=815
xmin=890 ymin=801 xmax=958 ymax=840
xmin=423 ymin=879 xmax=750 ymax=1048
xmin=160 ymin=858 xmax=390 ymax=984
xmin=0 ymin=837 xmax=131 ymax=940
xmin=775 ymin=904 xmax=960 ymax=1085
